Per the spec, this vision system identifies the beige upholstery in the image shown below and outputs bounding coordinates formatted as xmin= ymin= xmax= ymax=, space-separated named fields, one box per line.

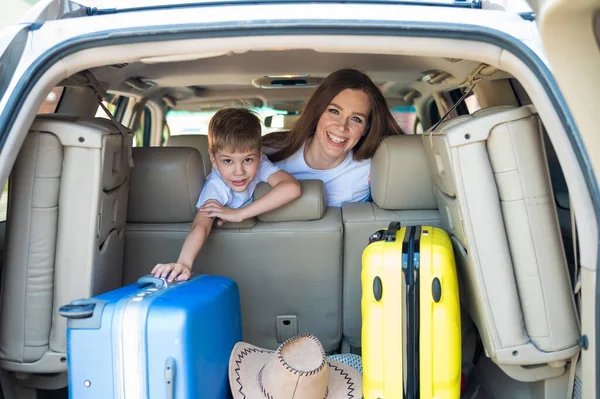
xmin=370 ymin=134 xmax=438 ymax=210
xmin=281 ymin=114 xmax=300 ymax=129
xmin=254 ymin=180 xmax=326 ymax=222
xmin=122 ymin=148 xmax=343 ymax=352
xmin=0 ymin=115 xmax=131 ymax=373
xmin=422 ymin=106 xmax=579 ymax=378
xmin=341 ymin=135 xmax=442 ymax=348
xmin=127 ymin=147 xmax=204 ymax=223
xmin=166 ymin=134 xmax=212 ymax=177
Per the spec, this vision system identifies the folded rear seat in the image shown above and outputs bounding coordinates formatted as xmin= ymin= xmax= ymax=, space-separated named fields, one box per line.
xmin=341 ymin=135 xmax=442 ymax=350
xmin=123 ymin=147 xmax=343 ymax=353
xmin=0 ymin=114 xmax=131 ymax=378
xmin=422 ymin=106 xmax=580 ymax=381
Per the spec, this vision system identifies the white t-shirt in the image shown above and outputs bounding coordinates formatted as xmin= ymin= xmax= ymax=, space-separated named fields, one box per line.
xmin=196 ymin=154 xmax=279 ymax=209
xmin=274 ymin=142 xmax=371 ymax=207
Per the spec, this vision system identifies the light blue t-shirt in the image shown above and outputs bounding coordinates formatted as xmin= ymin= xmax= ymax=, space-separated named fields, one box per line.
xmin=274 ymin=142 xmax=371 ymax=207
xmin=196 ymin=155 xmax=279 ymax=209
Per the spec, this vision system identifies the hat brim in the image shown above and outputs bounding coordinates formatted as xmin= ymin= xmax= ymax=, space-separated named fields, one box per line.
xmin=229 ymin=341 xmax=363 ymax=399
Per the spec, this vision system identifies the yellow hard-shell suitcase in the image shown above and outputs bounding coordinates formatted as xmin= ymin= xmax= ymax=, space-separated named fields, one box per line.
xmin=362 ymin=223 xmax=461 ymax=398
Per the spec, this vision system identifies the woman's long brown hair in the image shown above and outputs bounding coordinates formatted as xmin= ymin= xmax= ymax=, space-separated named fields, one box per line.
xmin=263 ymin=68 xmax=404 ymax=163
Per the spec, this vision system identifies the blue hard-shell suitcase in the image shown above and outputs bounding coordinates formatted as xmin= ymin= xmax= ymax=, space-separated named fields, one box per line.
xmin=60 ymin=274 xmax=242 ymax=398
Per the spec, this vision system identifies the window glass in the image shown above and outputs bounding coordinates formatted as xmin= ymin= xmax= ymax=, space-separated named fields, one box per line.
xmin=37 ymin=87 xmax=64 ymax=114
xmin=464 ymin=93 xmax=482 ymax=114
xmin=390 ymin=106 xmax=417 ymax=134
xmin=0 ymin=180 xmax=7 ymax=223
xmin=95 ymin=99 xmax=117 ymax=119
xmin=133 ymin=107 xmax=150 ymax=147
xmin=166 ymin=107 xmax=287 ymax=137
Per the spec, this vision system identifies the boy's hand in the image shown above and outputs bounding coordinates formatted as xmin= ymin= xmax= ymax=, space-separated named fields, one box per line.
xmin=199 ymin=200 xmax=245 ymax=223
xmin=151 ymin=262 xmax=192 ymax=282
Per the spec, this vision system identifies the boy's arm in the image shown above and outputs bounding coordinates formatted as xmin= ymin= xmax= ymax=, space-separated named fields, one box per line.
xmin=239 ymin=170 xmax=301 ymax=219
xmin=151 ymin=210 xmax=214 ymax=282
xmin=198 ymin=170 xmax=301 ymax=222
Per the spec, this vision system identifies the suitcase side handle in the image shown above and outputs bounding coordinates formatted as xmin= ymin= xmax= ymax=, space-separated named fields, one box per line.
xmin=58 ymin=299 xmax=97 ymax=319
xmin=59 ymin=298 xmax=108 ymax=328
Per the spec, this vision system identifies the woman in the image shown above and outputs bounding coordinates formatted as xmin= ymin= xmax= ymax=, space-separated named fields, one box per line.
xmin=264 ymin=68 xmax=404 ymax=206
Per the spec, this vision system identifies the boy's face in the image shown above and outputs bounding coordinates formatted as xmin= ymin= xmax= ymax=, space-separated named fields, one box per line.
xmin=209 ymin=148 xmax=262 ymax=193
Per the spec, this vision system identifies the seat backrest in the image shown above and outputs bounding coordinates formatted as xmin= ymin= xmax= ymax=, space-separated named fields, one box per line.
xmin=281 ymin=114 xmax=300 ymax=129
xmin=165 ymin=134 xmax=212 ymax=177
xmin=0 ymin=115 xmax=131 ymax=374
xmin=422 ymin=106 xmax=579 ymax=378
xmin=341 ymin=135 xmax=441 ymax=349
xmin=122 ymin=147 xmax=343 ymax=353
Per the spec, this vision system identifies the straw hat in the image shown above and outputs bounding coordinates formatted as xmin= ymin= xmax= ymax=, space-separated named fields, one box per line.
xmin=229 ymin=334 xmax=362 ymax=398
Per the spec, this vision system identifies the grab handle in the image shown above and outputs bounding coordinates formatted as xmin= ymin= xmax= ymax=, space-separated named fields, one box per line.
xmin=137 ymin=275 xmax=169 ymax=288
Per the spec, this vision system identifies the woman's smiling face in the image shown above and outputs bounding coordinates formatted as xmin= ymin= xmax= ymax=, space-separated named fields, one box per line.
xmin=313 ymin=88 xmax=371 ymax=163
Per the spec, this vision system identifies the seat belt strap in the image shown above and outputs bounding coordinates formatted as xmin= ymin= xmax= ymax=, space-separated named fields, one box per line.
xmin=429 ymin=87 xmax=474 ymax=132
xmin=566 ymin=351 xmax=580 ymax=399
xmin=428 ymin=63 xmax=495 ymax=133
xmin=83 ymin=71 xmax=134 ymax=168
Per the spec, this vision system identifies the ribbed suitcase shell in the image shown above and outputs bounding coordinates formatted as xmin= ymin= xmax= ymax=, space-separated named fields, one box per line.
xmin=61 ymin=274 xmax=242 ymax=399
xmin=362 ymin=224 xmax=461 ymax=398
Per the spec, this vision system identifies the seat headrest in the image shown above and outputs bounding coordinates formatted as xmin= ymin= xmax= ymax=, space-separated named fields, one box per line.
xmin=35 ymin=113 xmax=81 ymax=122
xmin=370 ymin=135 xmax=437 ymax=210
xmin=282 ymin=114 xmax=301 ymax=129
xmin=166 ymin=134 xmax=209 ymax=149
xmin=165 ymin=134 xmax=212 ymax=177
xmin=128 ymin=147 xmax=205 ymax=223
xmin=434 ymin=106 xmax=528 ymax=145
xmin=82 ymin=117 xmax=130 ymax=133
xmin=254 ymin=180 xmax=326 ymax=222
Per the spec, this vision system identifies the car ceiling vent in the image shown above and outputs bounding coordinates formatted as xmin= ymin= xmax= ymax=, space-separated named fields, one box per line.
xmin=443 ymin=57 xmax=463 ymax=63
xmin=123 ymin=77 xmax=156 ymax=91
xmin=252 ymin=76 xmax=323 ymax=89
xmin=108 ymin=63 xmax=131 ymax=70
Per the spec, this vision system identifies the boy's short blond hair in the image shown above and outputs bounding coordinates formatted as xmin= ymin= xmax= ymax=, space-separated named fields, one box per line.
xmin=208 ymin=108 xmax=262 ymax=154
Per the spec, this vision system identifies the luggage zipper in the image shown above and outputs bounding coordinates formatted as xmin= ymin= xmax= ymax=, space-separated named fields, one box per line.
xmin=402 ymin=226 xmax=421 ymax=399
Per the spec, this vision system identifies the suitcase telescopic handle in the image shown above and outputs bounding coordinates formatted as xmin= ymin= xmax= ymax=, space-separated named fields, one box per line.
xmin=384 ymin=221 xmax=401 ymax=242
xmin=368 ymin=221 xmax=401 ymax=243
xmin=137 ymin=275 xmax=169 ymax=288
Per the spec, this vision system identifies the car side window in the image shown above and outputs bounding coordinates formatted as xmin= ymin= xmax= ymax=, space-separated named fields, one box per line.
xmin=133 ymin=106 xmax=151 ymax=147
xmin=391 ymin=106 xmax=418 ymax=134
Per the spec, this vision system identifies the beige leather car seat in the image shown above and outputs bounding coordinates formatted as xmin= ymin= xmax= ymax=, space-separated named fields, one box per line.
xmin=166 ymin=134 xmax=212 ymax=177
xmin=122 ymin=147 xmax=343 ymax=352
xmin=341 ymin=134 xmax=442 ymax=350
xmin=422 ymin=105 xmax=580 ymax=381
xmin=0 ymin=115 xmax=131 ymax=375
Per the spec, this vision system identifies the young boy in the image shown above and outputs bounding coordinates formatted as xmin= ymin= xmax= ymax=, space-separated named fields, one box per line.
xmin=151 ymin=108 xmax=301 ymax=282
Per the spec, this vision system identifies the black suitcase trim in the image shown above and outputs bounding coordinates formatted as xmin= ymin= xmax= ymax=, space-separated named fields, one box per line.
xmin=403 ymin=225 xmax=421 ymax=399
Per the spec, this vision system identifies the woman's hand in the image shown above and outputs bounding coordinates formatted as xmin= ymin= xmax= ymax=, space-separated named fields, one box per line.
xmin=151 ymin=262 xmax=192 ymax=282
xmin=199 ymin=200 xmax=245 ymax=223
